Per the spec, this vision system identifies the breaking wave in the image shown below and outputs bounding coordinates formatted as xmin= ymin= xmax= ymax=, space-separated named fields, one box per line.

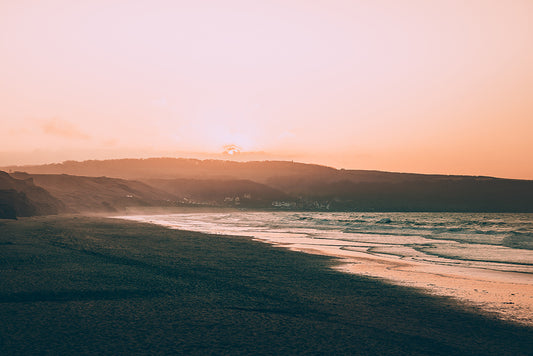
xmin=116 ymin=211 xmax=533 ymax=273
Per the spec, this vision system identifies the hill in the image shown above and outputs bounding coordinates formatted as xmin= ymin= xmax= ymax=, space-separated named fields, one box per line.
xmin=145 ymin=178 xmax=289 ymax=208
xmin=0 ymin=171 xmax=65 ymax=218
xmin=9 ymin=172 xmax=176 ymax=213
xmin=276 ymin=176 xmax=533 ymax=212
xmin=1 ymin=158 xmax=337 ymax=182
xmin=4 ymin=158 xmax=533 ymax=212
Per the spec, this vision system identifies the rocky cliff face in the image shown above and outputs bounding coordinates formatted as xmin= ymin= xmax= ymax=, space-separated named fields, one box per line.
xmin=0 ymin=171 xmax=66 ymax=218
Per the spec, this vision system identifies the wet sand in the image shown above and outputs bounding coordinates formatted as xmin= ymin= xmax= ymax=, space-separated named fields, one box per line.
xmin=280 ymin=243 xmax=533 ymax=326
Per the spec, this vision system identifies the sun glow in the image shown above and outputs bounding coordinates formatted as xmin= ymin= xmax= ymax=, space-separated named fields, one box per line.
xmin=1 ymin=0 xmax=532 ymax=178
xmin=222 ymin=144 xmax=242 ymax=156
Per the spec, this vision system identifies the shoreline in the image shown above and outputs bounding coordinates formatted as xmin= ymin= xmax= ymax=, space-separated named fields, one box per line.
xmin=115 ymin=212 xmax=533 ymax=327
xmin=280 ymin=242 xmax=533 ymax=326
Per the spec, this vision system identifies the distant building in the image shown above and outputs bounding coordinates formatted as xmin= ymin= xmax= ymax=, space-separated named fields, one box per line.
xmin=272 ymin=201 xmax=296 ymax=208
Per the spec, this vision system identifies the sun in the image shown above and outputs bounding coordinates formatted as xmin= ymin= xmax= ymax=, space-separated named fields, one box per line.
xmin=222 ymin=144 xmax=242 ymax=155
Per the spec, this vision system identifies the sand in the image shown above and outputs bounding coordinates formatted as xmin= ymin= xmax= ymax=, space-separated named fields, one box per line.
xmin=117 ymin=212 xmax=533 ymax=327
xmin=256 ymin=240 xmax=533 ymax=326
xmin=1 ymin=216 xmax=532 ymax=355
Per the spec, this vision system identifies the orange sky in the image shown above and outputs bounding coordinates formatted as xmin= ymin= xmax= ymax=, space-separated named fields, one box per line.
xmin=1 ymin=0 xmax=532 ymax=179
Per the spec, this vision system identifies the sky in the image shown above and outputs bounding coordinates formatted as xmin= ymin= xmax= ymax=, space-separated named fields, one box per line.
xmin=1 ymin=0 xmax=532 ymax=179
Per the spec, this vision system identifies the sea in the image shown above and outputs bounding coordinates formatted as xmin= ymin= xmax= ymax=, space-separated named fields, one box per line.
xmin=116 ymin=211 xmax=533 ymax=275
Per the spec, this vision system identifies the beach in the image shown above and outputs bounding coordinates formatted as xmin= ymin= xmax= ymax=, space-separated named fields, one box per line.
xmin=119 ymin=211 xmax=533 ymax=327
xmin=287 ymin=243 xmax=533 ymax=326
xmin=1 ymin=215 xmax=532 ymax=355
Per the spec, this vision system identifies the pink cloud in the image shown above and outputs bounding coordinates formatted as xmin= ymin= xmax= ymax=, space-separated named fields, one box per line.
xmin=41 ymin=118 xmax=90 ymax=140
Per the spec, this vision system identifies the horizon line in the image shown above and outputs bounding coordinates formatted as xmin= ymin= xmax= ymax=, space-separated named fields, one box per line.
xmin=1 ymin=156 xmax=531 ymax=182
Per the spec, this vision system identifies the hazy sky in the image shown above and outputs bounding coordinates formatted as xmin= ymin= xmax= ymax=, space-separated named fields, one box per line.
xmin=1 ymin=0 xmax=532 ymax=178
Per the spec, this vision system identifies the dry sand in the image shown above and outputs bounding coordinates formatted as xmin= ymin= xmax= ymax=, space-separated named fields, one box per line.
xmin=254 ymin=239 xmax=533 ymax=327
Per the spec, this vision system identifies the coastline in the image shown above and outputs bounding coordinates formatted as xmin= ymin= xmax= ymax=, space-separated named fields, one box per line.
xmin=280 ymin=242 xmax=533 ymax=326
xmin=117 ymin=211 xmax=533 ymax=327
xmin=1 ymin=215 xmax=532 ymax=355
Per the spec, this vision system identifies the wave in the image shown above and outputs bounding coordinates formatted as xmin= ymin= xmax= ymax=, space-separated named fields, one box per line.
xmin=117 ymin=211 xmax=533 ymax=272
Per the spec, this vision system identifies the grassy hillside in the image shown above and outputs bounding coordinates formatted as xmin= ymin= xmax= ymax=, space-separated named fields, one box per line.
xmin=0 ymin=190 xmax=35 ymax=219
xmin=268 ymin=176 xmax=533 ymax=212
xmin=4 ymin=158 xmax=533 ymax=212
xmin=9 ymin=172 xmax=176 ymax=213
xmin=145 ymin=178 xmax=288 ymax=207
